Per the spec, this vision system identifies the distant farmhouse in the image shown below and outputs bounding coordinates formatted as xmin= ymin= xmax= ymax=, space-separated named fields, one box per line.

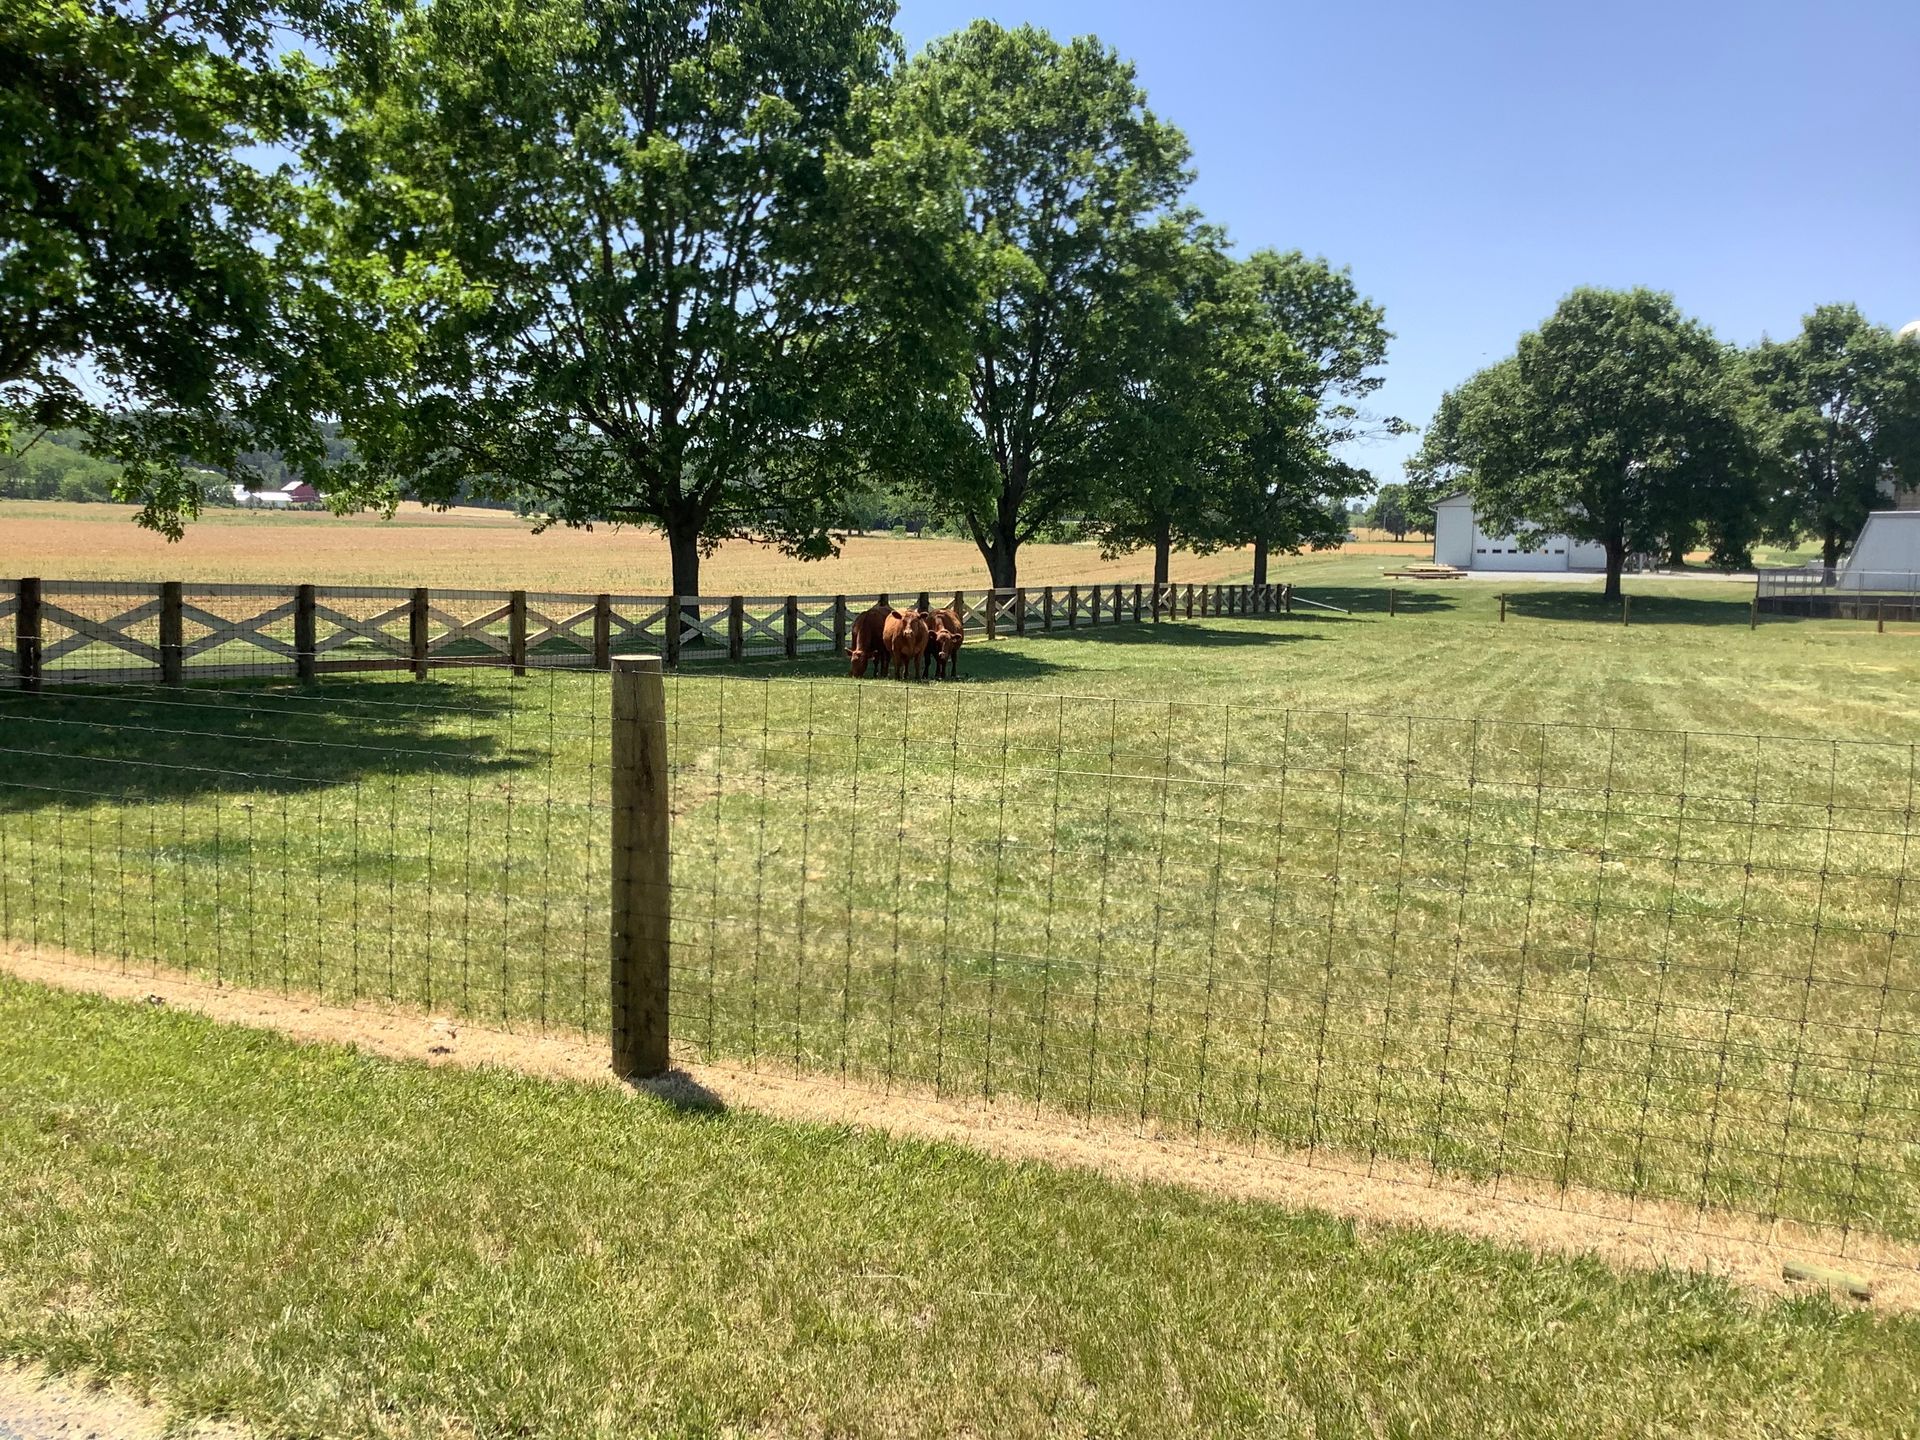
xmin=1428 ymin=491 xmax=1607 ymax=573
xmin=231 ymin=478 xmax=323 ymax=508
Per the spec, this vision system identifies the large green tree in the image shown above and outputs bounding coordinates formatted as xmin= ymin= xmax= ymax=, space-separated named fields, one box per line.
xmin=1230 ymin=250 xmax=1403 ymax=586
xmin=1085 ymin=228 xmax=1256 ymax=587
xmin=1369 ymin=482 xmax=1411 ymax=539
xmin=898 ymin=21 xmax=1193 ymax=589
xmin=0 ymin=0 xmax=353 ymax=536
xmin=1747 ymin=304 xmax=1920 ymax=570
xmin=317 ymin=0 xmax=968 ymax=596
xmin=1414 ymin=287 xmax=1759 ymax=599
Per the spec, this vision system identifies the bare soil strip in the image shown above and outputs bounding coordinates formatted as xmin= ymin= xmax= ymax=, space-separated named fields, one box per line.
xmin=0 ymin=1363 xmax=245 ymax=1440
xmin=6 ymin=944 xmax=1915 ymax=1312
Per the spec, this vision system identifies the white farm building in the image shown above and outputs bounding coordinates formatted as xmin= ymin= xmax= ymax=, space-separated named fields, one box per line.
xmin=1429 ymin=490 xmax=1608 ymax=572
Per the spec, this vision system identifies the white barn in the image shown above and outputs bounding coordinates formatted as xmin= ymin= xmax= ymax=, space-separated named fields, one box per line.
xmin=1430 ymin=490 xmax=1608 ymax=572
xmin=1834 ymin=511 xmax=1920 ymax=589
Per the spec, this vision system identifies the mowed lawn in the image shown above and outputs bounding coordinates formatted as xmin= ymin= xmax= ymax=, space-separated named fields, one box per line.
xmin=5 ymin=577 xmax=1920 ymax=1243
xmin=2 ymin=977 xmax=1916 ymax=1440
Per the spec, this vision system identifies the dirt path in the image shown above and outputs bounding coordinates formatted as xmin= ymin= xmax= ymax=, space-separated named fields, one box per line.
xmin=0 ymin=1364 xmax=243 ymax=1440
xmin=5 ymin=944 xmax=1915 ymax=1313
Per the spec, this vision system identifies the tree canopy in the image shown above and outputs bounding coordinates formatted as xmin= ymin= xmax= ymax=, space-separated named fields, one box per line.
xmin=1747 ymin=304 xmax=1920 ymax=569
xmin=0 ymin=0 xmax=359 ymax=536
xmin=313 ymin=0 xmax=971 ymax=596
xmin=897 ymin=21 xmax=1193 ymax=588
xmin=1083 ymin=228 xmax=1258 ymax=586
xmin=1226 ymin=250 xmax=1400 ymax=585
xmin=1412 ymin=287 xmax=1758 ymax=598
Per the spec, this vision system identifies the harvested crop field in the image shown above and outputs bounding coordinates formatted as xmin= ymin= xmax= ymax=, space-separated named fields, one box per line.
xmin=0 ymin=501 xmax=1263 ymax=592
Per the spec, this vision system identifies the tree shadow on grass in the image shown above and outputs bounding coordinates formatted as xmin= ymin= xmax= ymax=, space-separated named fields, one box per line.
xmin=1276 ymin=582 xmax=1459 ymax=617
xmin=0 ymin=674 xmax=530 ymax=815
xmin=1501 ymin=588 xmax=1757 ymax=627
xmin=720 ymin=620 xmax=1328 ymax=686
xmin=1007 ymin=618 xmax=1332 ymax=648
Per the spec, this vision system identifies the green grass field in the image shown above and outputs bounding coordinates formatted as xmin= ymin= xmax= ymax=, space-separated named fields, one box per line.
xmin=5 ymin=572 xmax=1919 ymax=1244
xmin=2 ymin=977 xmax=1916 ymax=1439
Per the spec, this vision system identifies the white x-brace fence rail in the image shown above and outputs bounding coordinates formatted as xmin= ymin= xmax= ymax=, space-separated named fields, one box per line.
xmin=0 ymin=577 xmax=1298 ymax=687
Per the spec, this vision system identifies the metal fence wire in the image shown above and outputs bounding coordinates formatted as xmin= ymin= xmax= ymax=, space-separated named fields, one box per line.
xmin=2 ymin=662 xmax=1917 ymax=1260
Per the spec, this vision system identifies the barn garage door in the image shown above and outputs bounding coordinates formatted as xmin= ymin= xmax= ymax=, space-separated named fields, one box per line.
xmin=1472 ymin=535 xmax=1568 ymax=571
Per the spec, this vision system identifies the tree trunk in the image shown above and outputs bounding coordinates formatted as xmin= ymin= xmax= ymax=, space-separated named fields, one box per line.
xmin=971 ymin=522 xmax=1018 ymax=590
xmin=1251 ymin=535 xmax=1269 ymax=589
xmin=668 ymin=525 xmax=702 ymax=598
xmin=1153 ymin=519 xmax=1172 ymax=588
xmin=1822 ymin=530 xmax=1843 ymax=574
xmin=1603 ymin=536 xmax=1626 ymax=601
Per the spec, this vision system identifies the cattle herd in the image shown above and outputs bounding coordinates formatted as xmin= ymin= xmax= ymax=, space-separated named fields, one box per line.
xmin=847 ymin=600 xmax=965 ymax=680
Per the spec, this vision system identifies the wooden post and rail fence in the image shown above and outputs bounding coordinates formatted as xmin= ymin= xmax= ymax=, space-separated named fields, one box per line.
xmin=0 ymin=577 xmax=1293 ymax=687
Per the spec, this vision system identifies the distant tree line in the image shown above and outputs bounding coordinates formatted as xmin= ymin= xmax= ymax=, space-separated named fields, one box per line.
xmin=1408 ymin=291 xmax=1920 ymax=598
xmin=2 ymin=1 xmax=1403 ymax=594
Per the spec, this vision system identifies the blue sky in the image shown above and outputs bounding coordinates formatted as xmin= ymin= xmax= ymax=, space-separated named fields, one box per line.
xmin=896 ymin=0 xmax=1920 ymax=487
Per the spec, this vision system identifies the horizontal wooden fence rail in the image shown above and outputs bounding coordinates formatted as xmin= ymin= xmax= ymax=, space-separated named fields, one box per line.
xmin=0 ymin=578 xmax=1286 ymax=686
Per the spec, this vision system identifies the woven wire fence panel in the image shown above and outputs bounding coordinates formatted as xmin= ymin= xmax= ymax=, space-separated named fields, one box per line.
xmin=39 ymin=582 xmax=163 ymax=680
xmin=0 ymin=665 xmax=612 ymax=1036
xmin=178 ymin=584 xmax=301 ymax=678
xmin=312 ymin=586 xmax=414 ymax=668
xmin=10 ymin=662 xmax=1906 ymax=1253
xmin=662 ymin=676 xmax=1920 ymax=1253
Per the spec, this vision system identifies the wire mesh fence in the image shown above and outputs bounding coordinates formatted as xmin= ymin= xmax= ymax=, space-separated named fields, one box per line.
xmin=2 ymin=660 xmax=1916 ymax=1259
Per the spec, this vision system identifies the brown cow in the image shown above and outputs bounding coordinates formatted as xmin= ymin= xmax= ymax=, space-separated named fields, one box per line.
xmin=925 ymin=606 xmax=964 ymax=679
xmin=882 ymin=608 xmax=930 ymax=681
xmin=848 ymin=602 xmax=894 ymax=678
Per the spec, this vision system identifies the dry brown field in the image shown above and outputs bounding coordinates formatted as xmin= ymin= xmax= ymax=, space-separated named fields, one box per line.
xmin=0 ymin=501 xmax=1261 ymax=593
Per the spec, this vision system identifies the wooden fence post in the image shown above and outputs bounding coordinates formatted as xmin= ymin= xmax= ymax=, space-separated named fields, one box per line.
xmin=410 ymin=586 xmax=430 ymax=680
xmin=1133 ymin=584 xmax=1143 ymax=622
xmin=1499 ymin=593 xmax=1506 ymax=623
xmin=1067 ymin=584 xmax=1078 ymax=628
xmin=728 ymin=596 xmax=745 ymax=661
xmin=610 ymin=654 xmax=671 ymax=1079
xmin=1878 ymin=599 xmax=1885 ymax=634
xmin=917 ymin=590 xmax=930 ymax=614
xmin=1284 ymin=584 xmax=1292 ymax=615
xmin=159 ymin=580 xmax=184 ymax=684
xmin=1749 ymin=595 xmax=1757 ymax=631
xmin=1388 ymin=587 xmax=1396 ymax=618
xmin=1014 ymin=586 xmax=1027 ymax=635
xmin=1185 ymin=583 xmax=1194 ymax=619
xmin=1043 ymin=585 xmax=1054 ymax=631
xmin=986 ymin=591 xmax=999 ymax=641
xmin=509 ymin=589 xmax=529 ymax=676
xmin=1622 ymin=594 xmax=1631 ymax=627
xmin=784 ymin=596 xmax=799 ymax=658
xmin=664 ymin=596 xmax=682 ymax=666
xmin=16 ymin=578 xmax=41 ymax=691
xmin=833 ymin=595 xmax=848 ymax=655
xmin=593 ymin=595 xmax=612 ymax=669
xmin=295 ymin=583 xmax=317 ymax=682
